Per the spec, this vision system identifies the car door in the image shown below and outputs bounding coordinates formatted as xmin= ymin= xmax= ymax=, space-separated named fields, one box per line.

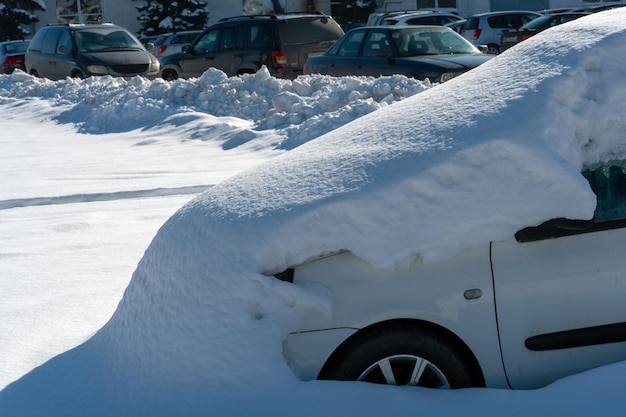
xmin=50 ymin=29 xmax=75 ymax=79
xmin=211 ymin=24 xmax=246 ymax=75
xmin=180 ymin=28 xmax=219 ymax=78
xmin=322 ymin=29 xmax=363 ymax=76
xmin=354 ymin=29 xmax=397 ymax=77
xmin=491 ymin=164 xmax=626 ymax=389
xmin=38 ymin=27 xmax=63 ymax=79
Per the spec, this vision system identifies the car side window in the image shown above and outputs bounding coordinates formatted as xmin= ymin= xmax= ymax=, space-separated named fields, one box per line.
xmin=583 ymin=165 xmax=626 ymax=223
xmin=41 ymin=28 xmax=62 ymax=54
xmin=219 ymin=26 xmax=243 ymax=51
xmin=516 ymin=164 xmax=626 ymax=242
xmin=362 ymin=30 xmax=392 ymax=58
xmin=57 ymin=30 xmax=73 ymax=54
xmin=248 ymin=23 xmax=273 ymax=48
xmin=193 ymin=30 xmax=218 ymax=54
xmin=335 ymin=30 xmax=364 ymax=57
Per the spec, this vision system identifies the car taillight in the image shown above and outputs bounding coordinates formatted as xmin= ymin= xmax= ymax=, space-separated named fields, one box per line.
xmin=3 ymin=56 xmax=23 ymax=67
xmin=272 ymin=50 xmax=288 ymax=68
xmin=473 ymin=28 xmax=482 ymax=40
xmin=158 ymin=45 xmax=167 ymax=54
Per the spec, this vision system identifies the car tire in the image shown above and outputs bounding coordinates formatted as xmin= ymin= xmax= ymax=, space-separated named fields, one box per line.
xmin=162 ymin=69 xmax=178 ymax=81
xmin=320 ymin=323 xmax=477 ymax=388
xmin=71 ymin=70 xmax=84 ymax=79
xmin=487 ymin=44 xmax=500 ymax=55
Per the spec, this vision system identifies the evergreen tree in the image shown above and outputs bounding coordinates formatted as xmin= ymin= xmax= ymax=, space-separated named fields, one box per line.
xmin=332 ymin=0 xmax=377 ymax=27
xmin=134 ymin=0 xmax=210 ymax=37
xmin=0 ymin=0 xmax=45 ymax=41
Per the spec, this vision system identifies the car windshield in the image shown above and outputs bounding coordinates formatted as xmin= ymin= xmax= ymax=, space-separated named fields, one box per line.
xmin=393 ymin=27 xmax=479 ymax=57
xmin=75 ymin=28 xmax=144 ymax=53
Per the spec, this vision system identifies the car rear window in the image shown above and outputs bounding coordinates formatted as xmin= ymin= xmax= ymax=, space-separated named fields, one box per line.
xmin=487 ymin=14 xmax=524 ymax=29
xmin=464 ymin=17 xmax=479 ymax=30
xmin=278 ymin=17 xmax=343 ymax=44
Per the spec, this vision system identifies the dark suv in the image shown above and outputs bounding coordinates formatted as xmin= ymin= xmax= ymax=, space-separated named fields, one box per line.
xmin=25 ymin=23 xmax=160 ymax=80
xmin=158 ymin=13 xmax=344 ymax=80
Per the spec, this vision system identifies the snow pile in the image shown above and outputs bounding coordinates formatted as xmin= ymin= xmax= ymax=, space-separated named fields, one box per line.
xmin=2 ymin=67 xmax=430 ymax=149
xmin=2 ymin=9 xmax=626 ymax=417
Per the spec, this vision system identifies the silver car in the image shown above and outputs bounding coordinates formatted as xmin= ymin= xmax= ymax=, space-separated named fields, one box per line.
xmin=461 ymin=10 xmax=541 ymax=54
xmin=280 ymin=163 xmax=626 ymax=390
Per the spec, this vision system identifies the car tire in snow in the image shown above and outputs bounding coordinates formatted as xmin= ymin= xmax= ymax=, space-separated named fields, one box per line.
xmin=320 ymin=323 xmax=479 ymax=388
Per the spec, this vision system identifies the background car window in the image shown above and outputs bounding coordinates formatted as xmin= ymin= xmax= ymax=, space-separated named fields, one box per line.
xmin=488 ymin=14 xmax=522 ymax=29
xmin=41 ymin=28 xmax=62 ymax=54
xmin=219 ymin=26 xmax=243 ymax=51
xmin=192 ymin=30 xmax=218 ymax=54
xmin=583 ymin=165 xmax=626 ymax=222
xmin=362 ymin=31 xmax=392 ymax=58
xmin=248 ymin=24 xmax=273 ymax=48
xmin=277 ymin=17 xmax=344 ymax=45
xmin=57 ymin=30 xmax=73 ymax=54
xmin=464 ymin=17 xmax=478 ymax=30
xmin=336 ymin=30 xmax=364 ymax=57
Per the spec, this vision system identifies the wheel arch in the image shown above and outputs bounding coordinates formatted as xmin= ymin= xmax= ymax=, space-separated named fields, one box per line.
xmin=317 ymin=318 xmax=486 ymax=387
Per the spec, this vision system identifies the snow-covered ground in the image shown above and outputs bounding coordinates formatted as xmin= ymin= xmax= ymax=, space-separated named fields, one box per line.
xmin=2 ymin=9 xmax=626 ymax=416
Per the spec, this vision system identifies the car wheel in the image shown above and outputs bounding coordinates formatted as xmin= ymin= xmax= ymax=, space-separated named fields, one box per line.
xmin=320 ymin=323 xmax=477 ymax=388
xmin=30 ymin=69 xmax=39 ymax=77
xmin=487 ymin=44 xmax=500 ymax=55
xmin=162 ymin=69 xmax=178 ymax=81
xmin=71 ymin=70 xmax=84 ymax=79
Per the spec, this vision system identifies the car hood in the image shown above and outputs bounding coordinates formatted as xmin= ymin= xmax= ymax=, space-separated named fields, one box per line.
xmin=406 ymin=53 xmax=494 ymax=71
xmin=82 ymin=50 xmax=153 ymax=64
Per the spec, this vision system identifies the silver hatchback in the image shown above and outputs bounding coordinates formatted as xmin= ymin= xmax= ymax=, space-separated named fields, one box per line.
xmin=461 ymin=10 xmax=541 ymax=54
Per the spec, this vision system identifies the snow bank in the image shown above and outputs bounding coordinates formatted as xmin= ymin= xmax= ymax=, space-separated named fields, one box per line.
xmin=1 ymin=66 xmax=430 ymax=149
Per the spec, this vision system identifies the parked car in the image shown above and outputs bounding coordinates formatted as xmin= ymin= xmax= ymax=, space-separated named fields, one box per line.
xmin=150 ymin=30 xmax=203 ymax=59
xmin=25 ymin=23 xmax=160 ymax=80
xmin=381 ymin=11 xmax=463 ymax=26
xmin=500 ymin=12 xmax=590 ymax=52
xmin=1 ymin=40 xmax=30 ymax=74
xmin=461 ymin=10 xmax=542 ymax=54
xmin=158 ymin=13 xmax=344 ymax=81
xmin=303 ymin=25 xmax=493 ymax=83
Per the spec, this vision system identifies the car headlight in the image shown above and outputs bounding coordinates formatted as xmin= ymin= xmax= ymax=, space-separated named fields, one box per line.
xmin=150 ymin=59 xmax=160 ymax=73
xmin=86 ymin=65 xmax=108 ymax=75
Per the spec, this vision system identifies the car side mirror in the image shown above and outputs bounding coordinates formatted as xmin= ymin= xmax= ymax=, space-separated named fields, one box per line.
xmin=146 ymin=42 xmax=155 ymax=53
xmin=182 ymin=44 xmax=192 ymax=54
xmin=58 ymin=45 xmax=72 ymax=55
xmin=478 ymin=45 xmax=489 ymax=54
